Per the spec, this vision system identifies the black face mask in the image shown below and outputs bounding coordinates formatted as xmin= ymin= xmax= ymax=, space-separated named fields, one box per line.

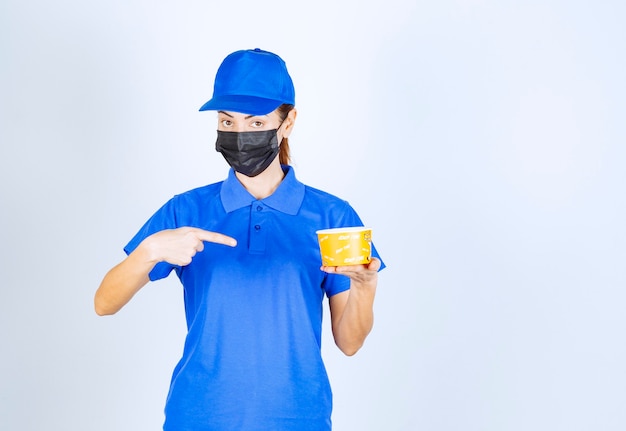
xmin=215 ymin=129 xmax=280 ymax=177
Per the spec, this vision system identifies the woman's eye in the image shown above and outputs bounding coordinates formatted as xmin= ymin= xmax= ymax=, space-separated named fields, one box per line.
xmin=251 ymin=121 xmax=264 ymax=128
xmin=221 ymin=119 xmax=233 ymax=127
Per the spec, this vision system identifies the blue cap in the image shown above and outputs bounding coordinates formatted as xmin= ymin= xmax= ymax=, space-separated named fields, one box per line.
xmin=199 ymin=48 xmax=295 ymax=116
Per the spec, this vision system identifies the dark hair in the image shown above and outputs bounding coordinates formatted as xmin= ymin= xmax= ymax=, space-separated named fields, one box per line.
xmin=276 ymin=104 xmax=295 ymax=165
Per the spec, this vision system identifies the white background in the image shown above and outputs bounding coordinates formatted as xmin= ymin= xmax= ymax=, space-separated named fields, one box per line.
xmin=1 ymin=1 xmax=625 ymax=430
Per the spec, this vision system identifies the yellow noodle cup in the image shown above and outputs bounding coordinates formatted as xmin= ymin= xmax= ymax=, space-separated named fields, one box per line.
xmin=316 ymin=227 xmax=372 ymax=266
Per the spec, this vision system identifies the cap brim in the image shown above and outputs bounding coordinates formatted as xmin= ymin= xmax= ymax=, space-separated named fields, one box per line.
xmin=199 ymin=95 xmax=283 ymax=116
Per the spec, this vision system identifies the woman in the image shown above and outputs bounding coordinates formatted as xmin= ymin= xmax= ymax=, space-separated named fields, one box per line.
xmin=95 ymin=48 xmax=385 ymax=431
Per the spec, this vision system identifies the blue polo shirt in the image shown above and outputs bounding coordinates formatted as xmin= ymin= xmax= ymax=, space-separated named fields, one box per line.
xmin=124 ymin=166 xmax=384 ymax=431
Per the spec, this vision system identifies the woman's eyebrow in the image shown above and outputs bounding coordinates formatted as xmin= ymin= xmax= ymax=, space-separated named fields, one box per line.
xmin=217 ymin=111 xmax=266 ymax=120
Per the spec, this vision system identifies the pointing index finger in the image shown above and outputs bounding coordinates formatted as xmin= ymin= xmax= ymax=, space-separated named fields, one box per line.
xmin=191 ymin=228 xmax=237 ymax=247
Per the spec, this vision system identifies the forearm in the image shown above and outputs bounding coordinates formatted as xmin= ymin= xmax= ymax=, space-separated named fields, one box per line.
xmin=94 ymin=245 xmax=155 ymax=316
xmin=331 ymin=278 xmax=377 ymax=356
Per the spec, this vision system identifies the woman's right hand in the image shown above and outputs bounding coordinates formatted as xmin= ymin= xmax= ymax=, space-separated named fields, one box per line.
xmin=142 ymin=227 xmax=237 ymax=266
xmin=95 ymin=227 xmax=237 ymax=315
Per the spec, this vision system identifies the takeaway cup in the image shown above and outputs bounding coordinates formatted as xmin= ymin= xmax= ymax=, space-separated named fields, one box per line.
xmin=316 ymin=227 xmax=372 ymax=266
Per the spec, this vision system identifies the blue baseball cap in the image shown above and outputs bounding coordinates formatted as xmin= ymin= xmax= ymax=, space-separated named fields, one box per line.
xmin=199 ymin=48 xmax=295 ymax=116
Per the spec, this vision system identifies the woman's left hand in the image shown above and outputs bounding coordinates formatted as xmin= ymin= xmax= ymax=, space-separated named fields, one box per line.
xmin=321 ymin=257 xmax=381 ymax=286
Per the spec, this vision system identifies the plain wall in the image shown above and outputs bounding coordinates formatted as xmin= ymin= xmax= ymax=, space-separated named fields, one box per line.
xmin=1 ymin=1 xmax=625 ymax=430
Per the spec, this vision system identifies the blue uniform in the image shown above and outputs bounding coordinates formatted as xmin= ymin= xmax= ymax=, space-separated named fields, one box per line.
xmin=125 ymin=166 xmax=384 ymax=430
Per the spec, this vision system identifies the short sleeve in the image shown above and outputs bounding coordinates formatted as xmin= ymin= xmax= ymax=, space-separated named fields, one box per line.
xmin=123 ymin=198 xmax=180 ymax=281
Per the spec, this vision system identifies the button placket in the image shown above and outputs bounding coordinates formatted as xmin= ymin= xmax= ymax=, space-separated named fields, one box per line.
xmin=249 ymin=202 xmax=267 ymax=253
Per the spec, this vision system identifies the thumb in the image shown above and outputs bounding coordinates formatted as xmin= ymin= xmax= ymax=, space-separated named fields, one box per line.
xmin=367 ymin=257 xmax=381 ymax=271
